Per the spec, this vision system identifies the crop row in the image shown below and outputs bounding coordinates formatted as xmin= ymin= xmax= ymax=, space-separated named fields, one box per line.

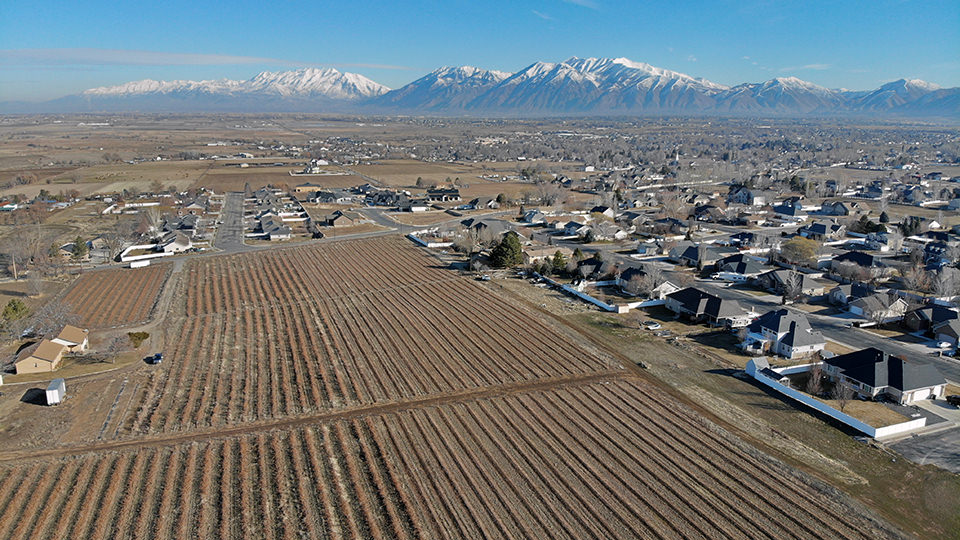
xmin=0 ymin=380 xmax=896 ymax=540
xmin=60 ymin=264 xmax=170 ymax=328
xmin=124 ymin=237 xmax=613 ymax=435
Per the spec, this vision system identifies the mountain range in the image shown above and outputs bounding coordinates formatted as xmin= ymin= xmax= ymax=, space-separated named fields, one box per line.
xmin=4 ymin=57 xmax=958 ymax=118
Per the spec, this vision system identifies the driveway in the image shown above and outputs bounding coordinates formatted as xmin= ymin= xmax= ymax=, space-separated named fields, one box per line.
xmin=915 ymin=398 xmax=960 ymax=423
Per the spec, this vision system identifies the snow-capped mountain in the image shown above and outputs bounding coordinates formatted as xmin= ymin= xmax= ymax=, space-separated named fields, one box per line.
xmin=372 ymin=66 xmax=510 ymax=110
xmin=4 ymin=57 xmax=957 ymax=117
xmin=466 ymin=57 xmax=728 ymax=113
xmin=851 ymin=79 xmax=941 ymax=111
xmin=83 ymin=68 xmax=389 ymax=101
xmin=716 ymin=77 xmax=845 ymax=113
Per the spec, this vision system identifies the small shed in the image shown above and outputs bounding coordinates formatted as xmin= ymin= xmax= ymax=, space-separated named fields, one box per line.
xmin=46 ymin=378 xmax=66 ymax=406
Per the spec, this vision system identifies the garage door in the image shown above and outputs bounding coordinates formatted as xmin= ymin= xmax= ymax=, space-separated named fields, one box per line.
xmin=912 ymin=388 xmax=931 ymax=402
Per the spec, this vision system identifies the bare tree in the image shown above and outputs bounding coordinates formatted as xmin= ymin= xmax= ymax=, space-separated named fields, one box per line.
xmin=782 ymin=272 xmax=804 ymax=302
xmin=901 ymin=264 xmax=930 ymax=292
xmin=30 ymin=301 xmax=80 ymax=337
xmin=932 ymin=267 xmax=960 ymax=300
xmin=27 ymin=271 xmax=44 ymax=298
xmin=886 ymin=229 xmax=904 ymax=254
xmin=103 ymin=335 xmax=127 ymax=364
xmin=140 ymin=206 xmax=163 ymax=240
xmin=104 ymin=218 xmax=134 ymax=261
xmin=831 ymin=381 xmax=854 ymax=412
xmin=805 ymin=363 xmax=824 ymax=395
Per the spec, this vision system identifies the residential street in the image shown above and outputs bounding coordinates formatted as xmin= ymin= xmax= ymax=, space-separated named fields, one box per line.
xmin=213 ymin=191 xmax=251 ymax=253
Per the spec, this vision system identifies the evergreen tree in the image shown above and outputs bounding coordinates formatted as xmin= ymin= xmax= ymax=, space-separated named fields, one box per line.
xmin=490 ymin=232 xmax=523 ymax=268
xmin=551 ymin=250 xmax=568 ymax=274
xmin=573 ymin=248 xmax=584 ymax=261
xmin=879 ymin=211 xmax=890 ymax=223
xmin=2 ymin=299 xmax=29 ymax=323
xmin=71 ymin=236 xmax=88 ymax=261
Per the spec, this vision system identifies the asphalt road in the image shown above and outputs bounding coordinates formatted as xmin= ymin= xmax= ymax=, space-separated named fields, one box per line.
xmin=213 ymin=192 xmax=251 ymax=252
xmin=891 ymin=427 xmax=960 ymax=474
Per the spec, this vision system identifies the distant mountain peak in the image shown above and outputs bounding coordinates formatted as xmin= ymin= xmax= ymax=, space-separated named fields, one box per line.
xmin=83 ymin=68 xmax=388 ymax=101
xmin=9 ymin=56 xmax=956 ymax=117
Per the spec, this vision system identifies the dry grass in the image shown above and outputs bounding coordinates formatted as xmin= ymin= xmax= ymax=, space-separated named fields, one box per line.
xmin=320 ymin=223 xmax=389 ymax=236
xmin=825 ymin=340 xmax=857 ymax=356
xmin=387 ymin=211 xmax=455 ymax=226
xmin=814 ymin=396 xmax=910 ymax=427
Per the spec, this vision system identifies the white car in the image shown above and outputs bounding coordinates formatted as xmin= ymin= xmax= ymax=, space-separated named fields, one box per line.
xmin=643 ymin=321 xmax=662 ymax=330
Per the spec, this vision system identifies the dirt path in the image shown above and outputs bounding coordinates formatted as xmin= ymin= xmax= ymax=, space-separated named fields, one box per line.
xmin=0 ymin=370 xmax=627 ymax=462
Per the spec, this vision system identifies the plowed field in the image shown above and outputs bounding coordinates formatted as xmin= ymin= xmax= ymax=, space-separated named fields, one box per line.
xmin=60 ymin=264 xmax=170 ymax=328
xmin=0 ymin=236 xmax=908 ymax=539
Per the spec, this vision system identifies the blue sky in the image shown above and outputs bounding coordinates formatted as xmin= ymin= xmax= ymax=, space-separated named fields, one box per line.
xmin=1 ymin=0 xmax=958 ymax=101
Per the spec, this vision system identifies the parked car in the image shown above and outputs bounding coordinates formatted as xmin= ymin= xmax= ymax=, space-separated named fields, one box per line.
xmin=946 ymin=395 xmax=960 ymax=406
xmin=643 ymin=321 xmax=661 ymax=330
xmin=479 ymin=275 xmax=491 ymax=281
xmin=150 ymin=353 xmax=163 ymax=365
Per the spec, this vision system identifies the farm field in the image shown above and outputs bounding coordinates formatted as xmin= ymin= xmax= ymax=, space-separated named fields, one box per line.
xmin=121 ymin=237 xmax=616 ymax=436
xmin=0 ymin=235 xmax=914 ymax=539
xmin=59 ymin=264 xmax=171 ymax=328
xmin=0 ymin=380 xmax=902 ymax=540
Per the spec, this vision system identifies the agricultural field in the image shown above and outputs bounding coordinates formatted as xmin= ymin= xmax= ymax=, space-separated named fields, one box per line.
xmin=0 ymin=235 xmax=915 ymax=539
xmin=121 ymin=237 xmax=616 ymax=436
xmin=59 ymin=264 xmax=171 ymax=328
xmin=0 ymin=380 xmax=901 ymax=540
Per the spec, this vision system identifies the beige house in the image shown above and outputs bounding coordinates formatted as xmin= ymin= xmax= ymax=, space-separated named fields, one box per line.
xmin=15 ymin=340 xmax=67 ymax=374
xmin=52 ymin=325 xmax=89 ymax=353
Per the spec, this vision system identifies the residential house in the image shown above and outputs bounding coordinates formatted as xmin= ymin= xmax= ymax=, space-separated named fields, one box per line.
xmin=819 ymin=200 xmax=850 ymax=216
xmin=829 ymin=282 xmax=873 ymax=305
xmin=326 ymin=210 xmax=368 ymax=228
xmin=467 ymin=197 xmax=499 ymax=210
xmin=293 ymin=182 xmax=324 ymax=194
xmin=848 ymin=292 xmax=910 ymax=323
xmin=15 ymin=339 xmax=67 ymax=374
xmin=522 ymin=210 xmax=547 ymax=225
xmin=727 ymin=186 xmax=766 ymax=206
xmin=426 ymin=188 xmax=461 ymax=202
xmin=259 ymin=214 xmax=291 ymax=241
xmin=673 ymin=244 xmax=739 ymax=270
xmin=617 ymin=266 xmax=680 ymax=298
xmin=933 ymin=319 xmax=960 ymax=348
xmin=665 ymin=287 xmax=753 ymax=327
xmin=831 ymin=251 xmax=881 ymax=274
xmin=461 ymin=218 xmax=509 ymax=241
xmin=716 ymin=254 xmax=767 ymax=278
xmin=563 ymin=221 xmax=592 ymax=238
xmin=590 ymin=205 xmax=615 ymax=219
xmin=592 ymin=221 xmax=628 ymax=241
xmin=728 ymin=232 xmax=756 ymax=247
xmin=773 ymin=197 xmax=807 ymax=220
xmin=799 ymin=220 xmax=846 ymax=241
xmin=523 ymin=246 xmax=573 ymax=266
xmin=823 ymin=348 xmax=946 ymax=405
xmin=691 ymin=205 xmax=726 ymax=223
xmin=158 ymin=232 xmax=192 ymax=253
xmin=52 ymin=325 xmax=89 ymax=353
xmin=756 ymin=269 xmax=825 ymax=296
xmin=741 ymin=309 xmax=826 ymax=358
xmin=903 ymin=305 xmax=959 ymax=333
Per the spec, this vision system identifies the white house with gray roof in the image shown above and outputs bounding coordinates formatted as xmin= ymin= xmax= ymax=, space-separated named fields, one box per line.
xmin=741 ymin=309 xmax=825 ymax=359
